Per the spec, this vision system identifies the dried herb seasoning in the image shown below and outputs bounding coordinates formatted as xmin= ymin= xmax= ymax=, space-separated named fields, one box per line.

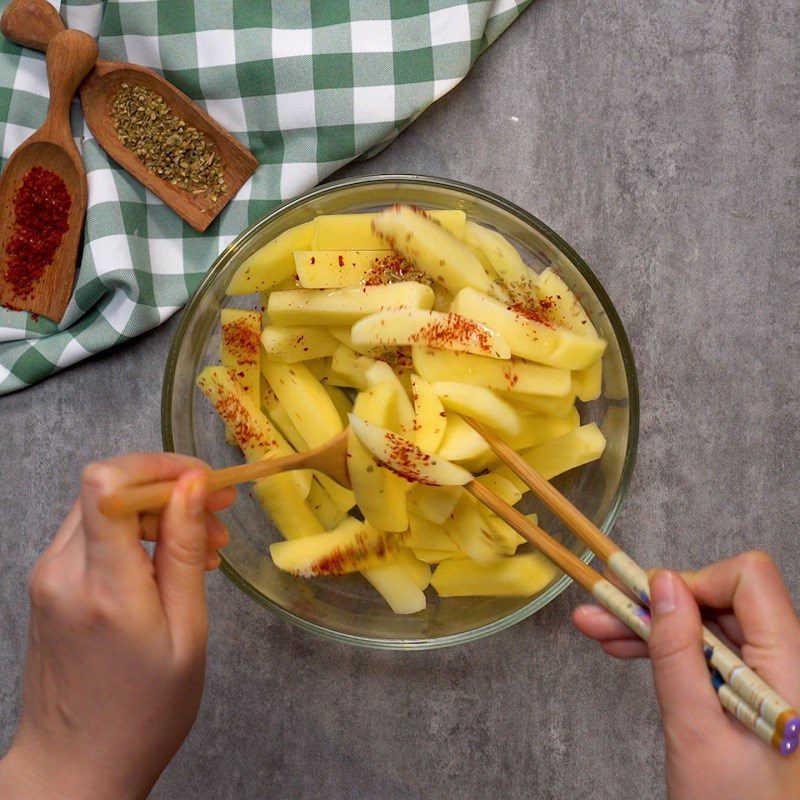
xmin=111 ymin=84 xmax=227 ymax=203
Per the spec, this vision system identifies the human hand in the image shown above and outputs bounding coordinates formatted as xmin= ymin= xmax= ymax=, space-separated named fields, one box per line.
xmin=573 ymin=552 xmax=800 ymax=800
xmin=0 ymin=453 xmax=236 ymax=800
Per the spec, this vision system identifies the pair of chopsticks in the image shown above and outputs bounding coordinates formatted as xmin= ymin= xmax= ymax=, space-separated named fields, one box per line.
xmin=462 ymin=416 xmax=800 ymax=756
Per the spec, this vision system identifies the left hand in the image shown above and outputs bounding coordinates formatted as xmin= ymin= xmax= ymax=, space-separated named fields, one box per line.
xmin=0 ymin=453 xmax=235 ymax=800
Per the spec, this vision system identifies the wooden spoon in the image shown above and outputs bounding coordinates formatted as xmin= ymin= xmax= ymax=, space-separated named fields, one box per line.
xmin=99 ymin=431 xmax=352 ymax=517
xmin=1 ymin=0 xmax=258 ymax=232
xmin=0 ymin=28 xmax=97 ymax=321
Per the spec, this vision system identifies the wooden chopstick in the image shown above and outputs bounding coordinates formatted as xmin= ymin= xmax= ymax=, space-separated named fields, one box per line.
xmin=463 ymin=416 xmax=800 ymax=755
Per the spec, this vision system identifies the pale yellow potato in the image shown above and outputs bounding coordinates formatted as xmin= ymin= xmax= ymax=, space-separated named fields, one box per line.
xmin=261 ymin=325 xmax=339 ymax=362
xmin=305 ymin=478 xmax=349 ymax=530
xmin=220 ymin=308 xmax=261 ymax=445
xmin=387 ymin=549 xmax=432 ymax=590
xmin=536 ymin=267 xmax=602 ymax=402
xmin=267 ymin=281 xmax=434 ymax=327
xmin=410 ymin=374 xmax=447 ymax=452
xmin=412 ymin=548 xmax=469 ymax=564
xmin=265 ymin=389 xmax=356 ymax=521
xmin=505 ymin=408 xmax=581 ymax=450
xmin=329 ymin=344 xmax=372 ymax=390
xmin=196 ymin=366 xmax=308 ymax=495
xmin=463 ymin=220 xmax=536 ymax=288
xmin=196 ymin=367 xmax=319 ymax=539
xmin=294 ymin=249 xmax=391 ymax=288
xmin=349 ymin=415 xmax=473 ymax=487
xmin=270 ymin=518 xmax=398 ymax=576
xmin=312 ymin=209 xmax=467 ymax=249
xmin=219 ymin=309 xmax=261 ymax=404
xmin=497 ymin=390 xmax=577 ymax=418
xmin=227 ymin=220 xmax=315 ymax=294
xmin=406 ymin=483 xmax=463 ymax=525
xmin=572 ymin=361 xmax=603 ymax=403
xmin=411 ymin=346 xmax=570 ymax=397
xmin=324 ymin=384 xmax=352 ymax=426
xmin=347 ymin=401 xmax=408 ymax=535
xmin=451 ymin=287 xmax=606 ymax=370
xmin=473 ymin=472 xmax=523 ymax=506
xmin=408 ymin=512 xmax=459 ymax=552
xmin=437 ymin=414 xmax=493 ymax=463
xmin=372 ymin=205 xmax=494 ymax=295
xmin=351 ymin=309 xmax=511 ymax=359
xmin=353 ymin=382 xmax=401 ymax=431
xmin=445 ymin=494 xmax=504 ymax=564
xmin=329 ymin=325 xmax=381 ymax=356
xmin=431 ymin=552 xmax=561 ymax=597
xmin=363 ymin=360 xmax=414 ymax=432
xmin=262 ymin=360 xmax=342 ymax=448
xmin=477 ymin=506 xmax=526 ymax=552
xmin=431 ymin=381 xmax=523 ymax=437
xmin=362 ymin=563 xmax=427 ymax=614
xmin=304 ymin=358 xmax=329 ymax=380
xmin=494 ymin=423 xmax=607 ymax=492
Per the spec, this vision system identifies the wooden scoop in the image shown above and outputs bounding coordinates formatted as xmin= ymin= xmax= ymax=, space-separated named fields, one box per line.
xmin=99 ymin=431 xmax=352 ymax=517
xmin=1 ymin=0 xmax=258 ymax=232
xmin=0 ymin=28 xmax=97 ymax=321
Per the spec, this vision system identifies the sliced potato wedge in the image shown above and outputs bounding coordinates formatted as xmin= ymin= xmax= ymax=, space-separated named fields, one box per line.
xmin=451 ymin=287 xmax=606 ymax=370
xmin=351 ymin=309 xmax=510 ymax=359
xmin=412 ymin=346 xmax=570 ymax=397
xmin=372 ymin=205 xmax=494 ymax=295
xmin=432 ymin=553 xmax=560 ymax=597
xmin=430 ymin=381 xmax=522 ymax=438
xmin=227 ymin=220 xmax=315 ymax=294
xmin=267 ymin=282 xmax=434 ymax=327
xmin=261 ymin=325 xmax=339 ymax=362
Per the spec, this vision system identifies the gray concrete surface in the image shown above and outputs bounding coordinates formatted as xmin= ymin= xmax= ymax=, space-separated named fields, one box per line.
xmin=2 ymin=1 xmax=799 ymax=797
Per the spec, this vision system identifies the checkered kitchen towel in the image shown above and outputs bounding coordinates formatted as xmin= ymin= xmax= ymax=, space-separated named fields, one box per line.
xmin=0 ymin=0 xmax=531 ymax=395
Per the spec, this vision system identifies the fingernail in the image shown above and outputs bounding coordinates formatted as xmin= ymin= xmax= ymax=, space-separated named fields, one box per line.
xmin=651 ymin=571 xmax=679 ymax=615
xmin=185 ymin=476 xmax=207 ymax=516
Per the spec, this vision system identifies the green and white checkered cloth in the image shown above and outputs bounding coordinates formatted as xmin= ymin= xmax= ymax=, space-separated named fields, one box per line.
xmin=0 ymin=0 xmax=530 ymax=395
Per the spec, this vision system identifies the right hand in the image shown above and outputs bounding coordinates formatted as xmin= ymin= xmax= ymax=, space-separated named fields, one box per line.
xmin=573 ymin=552 xmax=800 ymax=800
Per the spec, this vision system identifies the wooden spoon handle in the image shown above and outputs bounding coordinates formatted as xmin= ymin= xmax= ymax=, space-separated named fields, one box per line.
xmin=1 ymin=0 xmax=66 ymax=53
xmin=98 ymin=451 xmax=312 ymax=517
xmin=41 ymin=29 xmax=97 ymax=137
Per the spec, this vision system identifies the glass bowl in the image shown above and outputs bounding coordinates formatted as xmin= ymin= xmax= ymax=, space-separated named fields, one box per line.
xmin=162 ymin=175 xmax=638 ymax=649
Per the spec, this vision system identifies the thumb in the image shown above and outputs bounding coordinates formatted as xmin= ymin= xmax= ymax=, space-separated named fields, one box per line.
xmin=648 ymin=570 xmax=723 ymax=732
xmin=153 ymin=469 xmax=210 ymax=656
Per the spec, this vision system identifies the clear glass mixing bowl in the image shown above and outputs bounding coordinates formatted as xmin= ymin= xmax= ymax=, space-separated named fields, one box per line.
xmin=162 ymin=175 xmax=639 ymax=649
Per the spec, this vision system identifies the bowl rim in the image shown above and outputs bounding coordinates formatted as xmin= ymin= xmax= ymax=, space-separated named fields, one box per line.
xmin=162 ymin=173 xmax=640 ymax=650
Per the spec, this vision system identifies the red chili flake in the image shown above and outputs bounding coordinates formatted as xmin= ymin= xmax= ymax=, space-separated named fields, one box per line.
xmin=3 ymin=167 xmax=71 ymax=301
xmin=508 ymin=298 xmax=556 ymax=328
xmin=380 ymin=430 xmax=438 ymax=485
xmin=407 ymin=312 xmax=495 ymax=354
xmin=306 ymin=530 xmax=396 ymax=576
xmin=310 ymin=256 xmax=316 ymax=264
xmin=221 ymin=318 xmax=260 ymax=366
xmin=338 ymin=254 xmax=345 ymax=267
xmin=198 ymin=374 xmax=276 ymax=454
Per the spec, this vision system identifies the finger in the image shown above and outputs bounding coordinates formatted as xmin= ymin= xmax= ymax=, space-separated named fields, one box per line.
xmin=42 ymin=501 xmax=82 ymax=558
xmin=205 ymin=551 xmax=221 ymax=571
xmin=141 ymin=511 xmax=229 ymax=550
xmin=153 ymin=469 xmax=210 ymax=654
xmin=648 ymin=570 xmax=724 ymax=733
xmin=573 ymin=605 xmax=640 ymax=642
xmin=206 ymin=486 xmax=237 ymax=512
xmin=681 ymin=551 xmax=800 ymax=663
xmin=81 ymin=453 xmax=213 ymax=568
xmin=601 ymin=639 xmax=650 ymax=660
